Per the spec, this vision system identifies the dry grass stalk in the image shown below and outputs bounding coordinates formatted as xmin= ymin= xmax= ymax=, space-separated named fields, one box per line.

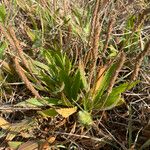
xmin=53 ymin=0 xmax=57 ymax=12
xmin=63 ymin=0 xmax=70 ymax=16
xmin=0 ymin=106 xmax=41 ymax=112
xmin=14 ymin=57 xmax=41 ymax=99
xmin=133 ymin=8 xmax=150 ymax=32
xmin=98 ymin=52 xmax=126 ymax=123
xmin=85 ymin=1 xmax=111 ymax=86
xmin=0 ymin=23 xmax=41 ymax=99
xmin=84 ymin=0 xmax=101 ymax=65
xmin=107 ymin=51 xmax=126 ymax=95
xmin=0 ymin=23 xmax=16 ymax=50
xmin=8 ymin=27 xmax=30 ymax=71
xmin=40 ymin=0 xmax=49 ymax=8
xmin=8 ymin=26 xmax=43 ymax=90
xmin=86 ymin=0 xmax=102 ymax=85
xmin=131 ymin=39 xmax=150 ymax=81
xmin=118 ymin=8 xmax=150 ymax=53
xmin=89 ymin=0 xmax=101 ymax=47
xmin=67 ymin=24 xmax=72 ymax=42
xmin=102 ymin=16 xmax=115 ymax=55
xmin=91 ymin=15 xmax=101 ymax=61
xmin=88 ymin=24 xmax=101 ymax=85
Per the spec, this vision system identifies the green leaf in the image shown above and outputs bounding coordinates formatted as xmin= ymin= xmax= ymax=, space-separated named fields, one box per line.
xmin=126 ymin=80 xmax=140 ymax=90
xmin=54 ymin=53 xmax=65 ymax=69
xmin=109 ymin=82 xmax=130 ymax=95
xmin=98 ymin=94 xmax=123 ymax=110
xmin=140 ymin=138 xmax=150 ymax=150
xmin=38 ymin=108 xmax=58 ymax=118
xmin=72 ymin=8 xmax=82 ymax=26
xmin=95 ymin=81 xmax=139 ymax=110
xmin=108 ymin=45 xmax=118 ymax=58
xmin=39 ymin=71 xmax=56 ymax=90
xmin=71 ymin=70 xmax=82 ymax=100
xmin=94 ymin=83 xmax=126 ymax=110
xmin=0 ymin=42 xmax=7 ymax=59
xmin=96 ymin=83 xmax=128 ymax=110
xmin=78 ymin=61 xmax=88 ymax=90
xmin=126 ymin=15 xmax=136 ymax=29
xmin=0 ymin=4 xmax=6 ymax=23
xmin=64 ymin=54 xmax=72 ymax=74
xmin=52 ymin=83 xmax=65 ymax=94
xmin=25 ymin=28 xmax=36 ymax=41
xmin=43 ymin=97 xmax=61 ymax=105
xmin=93 ymin=63 xmax=117 ymax=106
xmin=8 ymin=141 xmax=23 ymax=150
xmin=16 ymin=97 xmax=60 ymax=107
xmin=43 ymin=50 xmax=53 ymax=65
xmin=59 ymin=69 xmax=72 ymax=99
xmin=61 ymin=94 xmax=73 ymax=106
xmin=83 ymin=94 xmax=92 ymax=111
xmin=15 ymin=98 xmax=46 ymax=107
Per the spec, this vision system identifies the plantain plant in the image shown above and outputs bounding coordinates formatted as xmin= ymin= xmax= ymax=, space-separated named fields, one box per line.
xmin=15 ymin=48 xmax=139 ymax=126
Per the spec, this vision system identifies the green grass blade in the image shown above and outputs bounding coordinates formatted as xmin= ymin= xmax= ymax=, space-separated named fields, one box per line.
xmin=71 ymin=70 xmax=82 ymax=100
xmin=93 ymin=63 xmax=117 ymax=106
xmin=140 ymin=138 xmax=150 ymax=150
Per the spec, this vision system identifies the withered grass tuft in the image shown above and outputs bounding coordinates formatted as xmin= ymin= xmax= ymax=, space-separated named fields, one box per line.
xmin=0 ymin=0 xmax=149 ymax=149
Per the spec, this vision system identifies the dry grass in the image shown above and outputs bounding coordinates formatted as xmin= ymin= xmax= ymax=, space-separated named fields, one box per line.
xmin=0 ymin=0 xmax=150 ymax=149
